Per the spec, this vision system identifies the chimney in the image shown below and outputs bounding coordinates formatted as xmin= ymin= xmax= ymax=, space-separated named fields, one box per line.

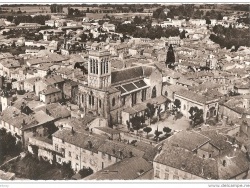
xmin=137 ymin=169 xmax=144 ymax=176
xmin=222 ymin=160 xmax=226 ymax=167
xmin=21 ymin=119 xmax=25 ymax=129
xmin=181 ymin=162 xmax=186 ymax=170
xmin=119 ymin=150 xmax=123 ymax=159
xmin=71 ymin=127 xmax=75 ymax=135
xmin=157 ymin=144 xmax=163 ymax=154
xmin=129 ymin=151 xmax=133 ymax=158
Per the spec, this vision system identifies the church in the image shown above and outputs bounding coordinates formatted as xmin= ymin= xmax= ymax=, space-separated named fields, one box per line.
xmin=77 ymin=45 xmax=167 ymax=127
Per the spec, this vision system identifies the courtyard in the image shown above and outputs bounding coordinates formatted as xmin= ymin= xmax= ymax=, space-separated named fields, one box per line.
xmin=129 ymin=112 xmax=191 ymax=141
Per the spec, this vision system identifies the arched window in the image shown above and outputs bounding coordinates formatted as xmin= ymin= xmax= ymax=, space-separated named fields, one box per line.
xmin=106 ymin=61 xmax=108 ymax=73
xmin=112 ymin=98 xmax=115 ymax=107
xmin=96 ymin=62 xmax=98 ymax=74
xmin=90 ymin=60 xmax=93 ymax=73
xmin=151 ymin=86 xmax=156 ymax=98
xmin=93 ymin=61 xmax=96 ymax=74
xmin=99 ymin=99 xmax=102 ymax=108
xmin=101 ymin=61 xmax=103 ymax=74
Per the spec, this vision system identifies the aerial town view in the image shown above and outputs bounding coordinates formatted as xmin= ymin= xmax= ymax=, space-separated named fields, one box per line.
xmin=0 ymin=3 xmax=250 ymax=182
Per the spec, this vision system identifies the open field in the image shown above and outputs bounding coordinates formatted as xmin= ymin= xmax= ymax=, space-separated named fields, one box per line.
xmin=1 ymin=6 xmax=51 ymax=14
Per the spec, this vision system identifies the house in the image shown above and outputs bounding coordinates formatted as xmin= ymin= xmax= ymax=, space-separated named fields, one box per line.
xmin=45 ymin=20 xmax=55 ymax=27
xmin=0 ymin=58 xmax=21 ymax=77
xmin=174 ymin=89 xmax=219 ymax=120
xmin=84 ymin=157 xmax=153 ymax=180
xmin=43 ymin=103 xmax=71 ymax=121
xmin=63 ymin=80 xmax=78 ymax=104
xmin=0 ymin=106 xmax=55 ymax=146
xmin=28 ymin=123 xmax=157 ymax=173
xmin=92 ymin=127 xmax=121 ymax=141
xmin=35 ymin=63 xmax=53 ymax=78
xmin=153 ymin=130 xmax=249 ymax=180
xmin=35 ymin=75 xmax=64 ymax=96
xmin=206 ymin=54 xmax=218 ymax=70
xmin=23 ymin=77 xmax=41 ymax=93
xmin=39 ymin=86 xmax=62 ymax=104
xmin=102 ymin=22 xmax=115 ymax=32
xmin=234 ymin=83 xmax=250 ymax=95
xmin=219 ymin=95 xmax=250 ymax=124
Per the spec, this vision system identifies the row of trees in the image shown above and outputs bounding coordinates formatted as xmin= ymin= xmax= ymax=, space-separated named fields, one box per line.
xmin=152 ymin=5 xmax=225 ymax=21
xmin=125 ymin=98 xmax=206 ymax=142
xmin=67 ymin=7 xmax=86 ymax=17
xmin=210 ymin=24 xmax=250 ymax=48
xmin=6 ymin=15 xmax=51 ymax=25
xmin=50 ymin=4 xmax=63 ymax=13
xmin=116 ymin=23 xmax=180 ymax=40
xmin=153 ymin=5 xmax=203 ymax=20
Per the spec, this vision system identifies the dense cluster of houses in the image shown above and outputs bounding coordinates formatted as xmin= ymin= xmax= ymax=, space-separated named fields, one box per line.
xmin=0 ymin=10 xmax=250 ymax=180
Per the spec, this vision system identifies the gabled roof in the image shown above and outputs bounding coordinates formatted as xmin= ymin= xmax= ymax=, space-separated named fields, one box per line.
xmin=41 ymin=75 xmax=64 ymax=86
xmin=40 ymin=85 xmax=61 ymax=95
xmin=175 ymin=89 xmax=218 ymax=104
xmin=155 ymin=130 xmax=249 ymax=179
xmin=84 ymin=157 xmax=153 ymax=180
xmin=52 ymin=129 xmax=106 ymax=153
xmin=155 ymin=143 xmax=218 ymax=179
xmin=24 ymin=76 xmax=41 ymax=85
xmin=168 ymin=131 xmax=210 ymax=152
xmin=111 ymin=66 xmax=144 ymax=85
xmin=44 ymin=103 xmax=71 ymax=119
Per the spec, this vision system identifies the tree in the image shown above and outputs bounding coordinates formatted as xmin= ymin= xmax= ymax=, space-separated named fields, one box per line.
xmin=154 ymin=126 xmax=163 ymax=142
xmin=165 ymin=44 xmax=175 ymax=69
xmin=163 ymin=127 xmax=172 ymax=135
xmin=145 ymin=103 xmax=156 ymax=126
xmin=153 ymin=8 xmax=162 ymax=19
xmin=126 ymin=120 xmax=131 ymax=130
xmin=133 ymin=16 xmax=142 ymax=25
xmin=156 ymin=106 xmax=163 ymax=120
xmin=180 ymin=30 xmax=186 ymax=39
xmin=158 ymin=11 xmax=167 ymax=20
xmin=130 ymin=116 xmax=142 ymax=135
xmin=205 ymin=18 xmax=211 ymax=25
xmin=189 ymin=106 xmax=204 ymax=126
xmin=98 ymin=19 xmax=105 ymax=26
xmin=143 ymin=127 xmax=152 ymax=138
xmin=217 ymin=12 xmax=223 ymax=20
xmin=79 ymin=167 xmax=93 ymax=178
xmin=11 ymin=41 xmax=16 ymax=47
xmin=6 ymin=16 xmax=13 ymax=22
xmin=61 ymin=162 xmax=74 ymax=179
xmin=172 ymin=99 xmax=181 ymax=114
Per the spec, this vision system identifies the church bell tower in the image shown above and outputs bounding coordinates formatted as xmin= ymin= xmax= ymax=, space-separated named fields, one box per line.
xmin=88 ymin=48 xmax=111 ymax=89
